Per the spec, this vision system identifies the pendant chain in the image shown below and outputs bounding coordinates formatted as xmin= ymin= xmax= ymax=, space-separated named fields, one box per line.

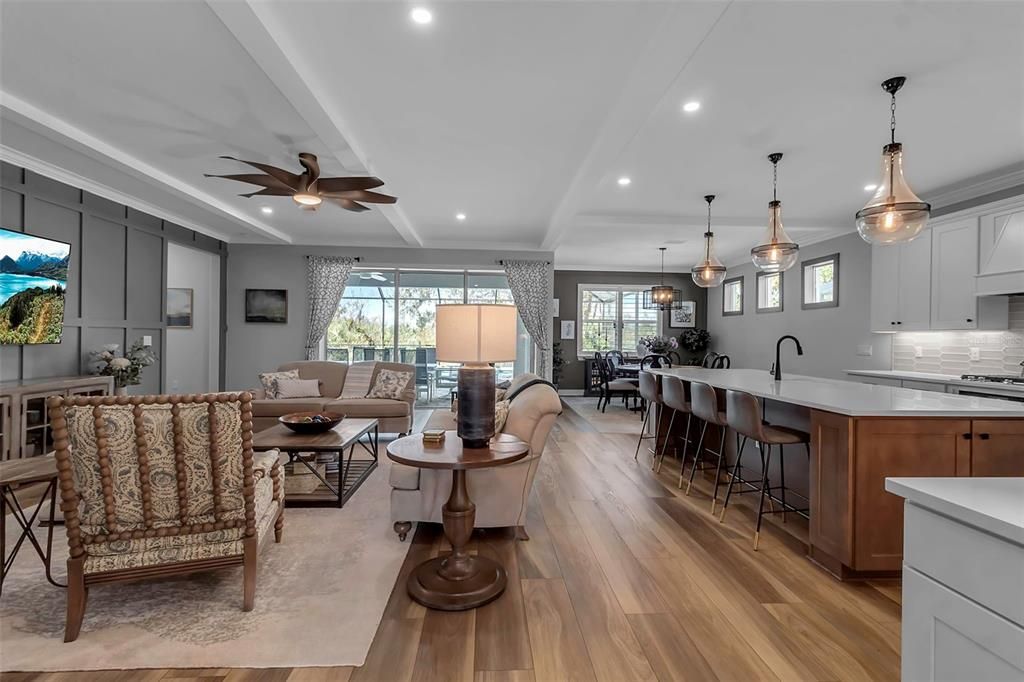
xmin=890 ymin=92 xmax=897 ymax=145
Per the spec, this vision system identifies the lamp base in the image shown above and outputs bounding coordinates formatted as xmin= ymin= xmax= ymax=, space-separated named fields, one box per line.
xmin=457 ymin=363 xmax=495 ymax=449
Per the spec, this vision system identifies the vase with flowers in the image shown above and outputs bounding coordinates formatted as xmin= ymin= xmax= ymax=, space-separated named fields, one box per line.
xmin=638 ymin=334 xmax=679 ymax=357
xmin=90 ymin=338 xmax=158 ymax=395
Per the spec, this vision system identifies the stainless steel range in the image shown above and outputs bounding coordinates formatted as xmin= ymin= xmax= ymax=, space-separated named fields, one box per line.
xmin=960 ymin=374 xmax=1024 ymax=386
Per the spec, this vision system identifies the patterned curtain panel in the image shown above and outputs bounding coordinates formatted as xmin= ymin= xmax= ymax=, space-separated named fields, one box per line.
xmin=305 ymin=256 xmax=355 ymax=360
xmin=503 ymin=259 xmax=552 ymax=378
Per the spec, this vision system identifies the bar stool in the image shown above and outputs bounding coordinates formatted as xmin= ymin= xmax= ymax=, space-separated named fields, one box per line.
xmin=655 ymin=376 xmax=695 ymax=474
xmin=682 ymin=381 xmax=730 ymax=513
xmin=720 ymin=389 xmax=810 ymax=550
xmin=633 ymin=370 xmax=662 ymax=463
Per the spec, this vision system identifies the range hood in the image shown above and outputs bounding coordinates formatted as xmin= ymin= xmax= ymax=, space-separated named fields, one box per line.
xmin=976 ymin=207 xmax=1024 ymax=296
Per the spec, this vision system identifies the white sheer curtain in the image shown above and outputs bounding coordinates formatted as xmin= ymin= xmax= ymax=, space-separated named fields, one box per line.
xmin=305 ymin=256 xmax=355 ymax=360
xmin=502 ymin=259 xmax=552 ymax=378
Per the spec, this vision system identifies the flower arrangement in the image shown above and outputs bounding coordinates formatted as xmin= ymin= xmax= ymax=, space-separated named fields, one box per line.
xmin=638 ymin=334 xmax=679 ymax=355
xmin=679 ymin=328 xmax=711 ymax=353
xmin=90 ymin=338 xmax=157 ymax=391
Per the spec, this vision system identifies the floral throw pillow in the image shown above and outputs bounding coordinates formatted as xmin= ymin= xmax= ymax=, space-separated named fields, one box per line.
xmin=495 ymin=399 xmax=511 ymax=433
xmin=366 ymin=369 xmax=412 ymax=400
xmin=259 ymin=369 xmax=300 ymax=399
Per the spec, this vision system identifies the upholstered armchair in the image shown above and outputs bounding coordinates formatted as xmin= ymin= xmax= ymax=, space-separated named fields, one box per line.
xmin=47 ymin=392 xmax=284 ymax=642
xmin=389 ymin=376 xmax=562 ymax=540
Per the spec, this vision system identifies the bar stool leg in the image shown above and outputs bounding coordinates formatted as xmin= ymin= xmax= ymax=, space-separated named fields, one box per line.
xmin=718 ymin=444 xmax=745 ymax=523
xmin=754 ymin=443 xmax=773 ymax=550
xmin=656 ymin=408 xmax=676 ymax=472
xmin=709 ymin=428 xmax=730 ymax=515
xmin=682 ymin=420 xmax=708 ymax=492
xmin=634 ymin=402 xmax=651 ymax=461
xmin=779 ymin=444 xmax=787 ymax=523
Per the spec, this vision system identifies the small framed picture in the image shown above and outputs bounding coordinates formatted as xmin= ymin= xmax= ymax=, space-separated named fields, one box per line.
xmin=560 ymin=320 xmax=575 ymax=340
xmin=669 ymin=301 xmax=696 ymax=328
xmin=245 ymin=288 xmax=288 ymax=323
xmin=166 ymin=288 xmax=193 ymax=328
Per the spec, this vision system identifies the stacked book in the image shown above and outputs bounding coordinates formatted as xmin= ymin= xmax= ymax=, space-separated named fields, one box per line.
xmin=422 ymin=429 xmax=446 ymax=444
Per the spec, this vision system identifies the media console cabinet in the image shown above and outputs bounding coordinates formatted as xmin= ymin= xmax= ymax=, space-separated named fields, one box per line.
xmin=0 ymin=376 xmax=113 ymax=460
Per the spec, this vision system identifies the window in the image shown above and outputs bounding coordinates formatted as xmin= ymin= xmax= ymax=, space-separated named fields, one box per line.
xmin=722 ymin=276 xmax=744 ymax=316
xmin=802 ymin=253 xmax=839 ymax=309
xmin=577 ymin=284 xmax=659 ymax=357
xmin=756 ymin=272 xmax=783 ymax=313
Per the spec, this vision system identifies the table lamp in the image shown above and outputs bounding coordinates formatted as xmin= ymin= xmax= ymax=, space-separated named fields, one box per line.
xmin=436 ymin=304 xmax=518 ymax=448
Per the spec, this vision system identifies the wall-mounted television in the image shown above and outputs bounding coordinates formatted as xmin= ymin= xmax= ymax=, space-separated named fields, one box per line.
xmin=0 ymin=226 xmax=71 ymax=344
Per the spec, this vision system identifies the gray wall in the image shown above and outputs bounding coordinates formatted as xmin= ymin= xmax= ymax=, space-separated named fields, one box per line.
xmin=706 ymin=231 xmax=891 ymax=380
xmin=0 ymin=162 xmax=226 ymax=392
xmin=166 ymin=242 xmax=221 ymax=393
xmin=224 ymin=244 xmax=554 ymax=391
xmin=553 ymin=270 xmax=708 ymax=390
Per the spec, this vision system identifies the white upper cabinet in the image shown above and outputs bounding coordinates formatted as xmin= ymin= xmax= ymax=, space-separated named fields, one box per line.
xmin=870 ymin=230 xmax=932 ymax=331
xmin=931 ymin=218 xmax=981 ymax=329
xmin=870 ymin=241 xmax=900 ymax=331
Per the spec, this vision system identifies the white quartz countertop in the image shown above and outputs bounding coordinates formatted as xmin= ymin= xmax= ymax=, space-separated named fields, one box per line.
xmin=648 ymin=368 xmax=1024 ymax=417
xmin=885 ymin=478 xmax=1024 ymax=545
xmin=846 ymin=369 xmax=1024 ymax=396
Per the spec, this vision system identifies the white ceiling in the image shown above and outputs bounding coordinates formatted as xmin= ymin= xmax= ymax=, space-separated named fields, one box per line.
xmin=2 ymin=1 xmax=1022 ymax=269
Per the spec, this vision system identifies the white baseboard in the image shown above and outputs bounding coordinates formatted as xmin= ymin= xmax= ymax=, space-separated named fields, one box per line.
xmin=557 ymin=389 xmax=585 ymax=396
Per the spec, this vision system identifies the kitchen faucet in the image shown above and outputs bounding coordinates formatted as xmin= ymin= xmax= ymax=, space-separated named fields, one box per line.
xmin=773 ymin=335 xmax=804 ymax=381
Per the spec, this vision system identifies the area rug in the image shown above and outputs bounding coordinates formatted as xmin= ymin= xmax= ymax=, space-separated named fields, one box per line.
xmin=0 ymin=454 xmax=410 ymax=671
xmin=563 ymin=397 xmax=643 ymax=434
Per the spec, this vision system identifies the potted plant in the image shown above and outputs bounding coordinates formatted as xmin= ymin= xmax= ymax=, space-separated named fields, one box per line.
xmin=679 ymin=328 xmax=711 ymax=364
xmin=90 ymin=338 xmax=158 ymax=395
xmin=552 ymin=342 xmax=566 ymax=387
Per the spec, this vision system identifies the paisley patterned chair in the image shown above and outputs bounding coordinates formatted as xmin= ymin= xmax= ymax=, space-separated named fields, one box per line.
xmin=47 ymin=392 xmax=284 ymax=642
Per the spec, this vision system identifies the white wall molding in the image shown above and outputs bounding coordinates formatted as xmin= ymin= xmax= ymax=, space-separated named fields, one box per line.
xmin=926 ymin=163 xmax=1024 ymax=211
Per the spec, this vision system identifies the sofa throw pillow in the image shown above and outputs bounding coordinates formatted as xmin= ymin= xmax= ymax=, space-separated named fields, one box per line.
xmin=495 ymin=399 xmax=511 ymax=433
xmin=366 ymin=369 xmax=412 ymax=400
xmin=259 ymin=369 xmax=300 ymax=399
xmin=275 ymin=378 xmax=322 ymax=399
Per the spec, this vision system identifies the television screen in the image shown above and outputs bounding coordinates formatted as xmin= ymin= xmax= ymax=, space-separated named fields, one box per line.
xmin=0 ymin=227 xmax=71 ymax=344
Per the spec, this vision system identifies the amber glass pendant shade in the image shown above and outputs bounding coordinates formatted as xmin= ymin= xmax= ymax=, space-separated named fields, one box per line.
xmin=692 ymin=195 xmax=727 ymax=288
xmin=856 ymin=143 xmax=930 ymax=244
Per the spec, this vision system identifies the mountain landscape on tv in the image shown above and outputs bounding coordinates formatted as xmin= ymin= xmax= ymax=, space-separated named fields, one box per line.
xmin=0 ymin=229 xmax=70 ymax=345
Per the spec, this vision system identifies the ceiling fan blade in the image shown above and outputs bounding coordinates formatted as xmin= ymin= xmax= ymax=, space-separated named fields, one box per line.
xmin=370 ymin=272 xmax=387 ymax=281
xmin=204 ymin=173 xmax=293 ymax=190
xmin=322 ymin=190 xmax=397 ymax=204
xmin=316 ymin=176 xmax=385 ymax=193
xmin=239 ymin=187 xmax=294 ymax=198
xmin=219 ymin=155 xmax=301 ymax=190
xmin=297 ymin=153 xmax=320 ymax=183
xmin=329 ymin=198 xmax=371 ymax=212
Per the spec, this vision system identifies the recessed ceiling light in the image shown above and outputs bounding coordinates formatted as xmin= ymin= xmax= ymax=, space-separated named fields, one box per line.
xmin=456 ymin=213 xmax=466 ymax=221
xmin=261 ymin=206 xmax=273 ymax=215
xmin=617 ymin=177 xmax=631 ymax=186
xmin=864 ymin=184 xmax=878 ymax=192
xmin=410 ymin=7 xmax=432 ymax=24
xmin=682 ymin=100 xmax=701 ymax=113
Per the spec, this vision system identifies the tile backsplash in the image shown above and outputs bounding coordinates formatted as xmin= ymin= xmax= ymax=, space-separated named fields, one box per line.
xmin=892 ymin=297 xmax=1024 ymax=375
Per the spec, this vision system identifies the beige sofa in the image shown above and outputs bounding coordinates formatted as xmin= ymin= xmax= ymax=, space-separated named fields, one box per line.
xmin=251 ymin=360 xmax=415 ymax=434
xmin=389 ymin=374 xmax=562 ymax=539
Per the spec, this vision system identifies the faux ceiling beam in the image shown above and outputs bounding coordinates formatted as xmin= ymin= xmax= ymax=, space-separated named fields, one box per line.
xmin=207 ymin=0 xmax=422 ymax=247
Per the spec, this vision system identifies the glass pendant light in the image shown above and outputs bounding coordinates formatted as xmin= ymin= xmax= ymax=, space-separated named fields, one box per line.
xmin=856 ymin=76 xmax=931 ymax=244
xmin=751 ymin=152 xmax=799 ymax=272
xmin=643 ymin=247 xmax=684 ymax=310
xmin=692 ymin=194 xmax=727 ymax=288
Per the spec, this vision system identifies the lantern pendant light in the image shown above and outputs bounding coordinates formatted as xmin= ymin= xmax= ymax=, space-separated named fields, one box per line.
xmin=856 ymin=76 xmax=931 ymax=244
xmin=692 ymin=194 xmax=727 ymax=288
xmin=643 ymin=247 xmax=685 ymax=310
xmin=751 ymin=153 xmax=799 ymax=272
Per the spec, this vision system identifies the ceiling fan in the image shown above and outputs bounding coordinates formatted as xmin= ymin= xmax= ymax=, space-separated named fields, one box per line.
xmin=205 ymin=153 xmax=397 ymax=212
xmin=358 ymin=272 xmax=389 ymax=281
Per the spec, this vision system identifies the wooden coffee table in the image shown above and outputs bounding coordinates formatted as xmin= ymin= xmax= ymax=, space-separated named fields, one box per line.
xmin=253 ymin=418 xmax=379 ymax=508
xmin=386 ymin=432 xmax=529 ymax=610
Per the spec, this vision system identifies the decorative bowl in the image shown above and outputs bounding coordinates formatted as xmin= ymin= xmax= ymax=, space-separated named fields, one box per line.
xmin=278 ymin=411 xmax=344 ymax=434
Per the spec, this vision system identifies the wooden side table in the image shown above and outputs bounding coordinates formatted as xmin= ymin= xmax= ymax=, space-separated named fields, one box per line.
xmin=386 ymin=432 xmax=529 ymax=610
xmin=1 ymin=455 xmax=65 ymax=594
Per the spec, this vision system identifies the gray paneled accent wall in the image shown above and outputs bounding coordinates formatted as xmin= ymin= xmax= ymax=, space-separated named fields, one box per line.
xmin=0 ymin=162 xmax=226 ymax=391
xmin=553 ymin=270 xmax=708 ymax=390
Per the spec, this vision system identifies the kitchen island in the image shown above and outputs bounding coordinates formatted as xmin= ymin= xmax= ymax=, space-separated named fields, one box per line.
xmin=648 ymin=368 xmax=1024 ymax=579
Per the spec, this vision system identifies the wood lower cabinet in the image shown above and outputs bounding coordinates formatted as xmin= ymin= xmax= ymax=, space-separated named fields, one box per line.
xmin=0 ymin=376 xmax=113 ymax=459
xmin=809 ymin=411 xmax=1023 ymax=578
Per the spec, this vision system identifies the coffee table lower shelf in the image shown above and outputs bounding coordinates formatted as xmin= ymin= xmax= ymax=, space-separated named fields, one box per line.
xmin=284 ymin=455 xmax=377 ymax=507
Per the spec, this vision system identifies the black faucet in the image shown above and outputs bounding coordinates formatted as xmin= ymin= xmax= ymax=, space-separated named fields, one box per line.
xmin=773 ymin=335 xmax=804 ymax=381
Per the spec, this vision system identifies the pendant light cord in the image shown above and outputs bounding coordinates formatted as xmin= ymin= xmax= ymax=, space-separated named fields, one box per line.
xmin=890 ymin=91 xmax=897 ymax=145
xmin=705 ymin=197 xmax=713 ymax=261
xmin=888 ymin=91 xmax=897 ymax=201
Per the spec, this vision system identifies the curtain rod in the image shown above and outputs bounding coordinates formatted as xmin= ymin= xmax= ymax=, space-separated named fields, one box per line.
xmin=495 ymin=259 xmax=551 ymax=265
xmin=305 ymin=255 xmax=362 ymax=261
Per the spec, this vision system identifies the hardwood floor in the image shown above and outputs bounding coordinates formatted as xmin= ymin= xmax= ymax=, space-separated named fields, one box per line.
xmin=5 ymin=402 xmax=901 ymax=681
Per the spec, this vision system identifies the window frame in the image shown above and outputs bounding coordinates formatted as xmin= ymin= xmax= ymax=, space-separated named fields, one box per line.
xmin=756 ymin=271 xmax=784 ymax=314
xmin=575 ymin=283 xmax=661 ymax=359
xmin=801 ymin=253 xmax=840 ymax=310
xmin=721 ymin=276 xmax=744 ymax=316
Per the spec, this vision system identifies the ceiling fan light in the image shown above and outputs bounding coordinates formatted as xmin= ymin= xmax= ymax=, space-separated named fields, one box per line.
xmin=856 ymin=143 xmax=930 ymax=244
xmin=293 ymin=193 xmax=323 ymax=207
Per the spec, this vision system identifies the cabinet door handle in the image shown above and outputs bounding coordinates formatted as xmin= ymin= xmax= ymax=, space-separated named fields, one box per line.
xmin=979 ymin=433 xmax=990 ymax=440
xmin=966 ymin=318 xmax=973 ymax=323
xmin=890 ymin=321 xmax=896 ymax=325
xmin=962 ymin=433 xmax=972 ymax=440
xmin=896 ymin=321 xmax=902 ymax=325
